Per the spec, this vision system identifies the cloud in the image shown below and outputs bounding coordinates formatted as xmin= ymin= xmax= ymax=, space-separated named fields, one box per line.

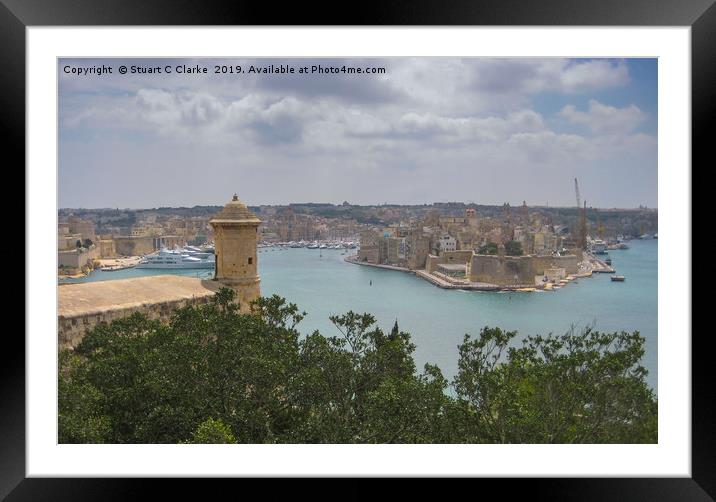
xmin=469 ymin=59 xmax=629 ymax=96
xmin=58 ymin=57 xmax=656 ymax=208
xmin=559 ymin=99 xmax=647 ymax=134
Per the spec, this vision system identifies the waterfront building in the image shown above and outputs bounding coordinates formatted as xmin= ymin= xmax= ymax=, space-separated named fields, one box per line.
xmin=438 ymin=234 xmax=457 ymax=253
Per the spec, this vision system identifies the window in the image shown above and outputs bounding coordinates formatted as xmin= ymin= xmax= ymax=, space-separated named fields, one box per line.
xmin=248 ymin=257 xmax=253 ymax=265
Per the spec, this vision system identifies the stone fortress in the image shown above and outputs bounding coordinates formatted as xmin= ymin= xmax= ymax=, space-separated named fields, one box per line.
xmin=58 ymin=194 xmax=261 ymax=349
xmin=353 ymin=204 xmax=589 ymax=290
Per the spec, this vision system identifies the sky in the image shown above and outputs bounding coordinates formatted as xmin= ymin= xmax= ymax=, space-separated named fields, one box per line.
xmin=58 ymin=58 xmax=657 ymax=209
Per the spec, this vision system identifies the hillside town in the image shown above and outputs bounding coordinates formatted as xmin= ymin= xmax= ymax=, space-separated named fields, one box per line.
xmin=59 ymin=193 xmax=657 ymax=290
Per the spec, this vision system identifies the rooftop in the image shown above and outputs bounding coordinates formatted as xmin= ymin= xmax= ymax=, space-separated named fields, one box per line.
xmin=58 ymin=275 xmax=219 ymax=318
xmin=210 ymin=194 xmax=261 ymax=225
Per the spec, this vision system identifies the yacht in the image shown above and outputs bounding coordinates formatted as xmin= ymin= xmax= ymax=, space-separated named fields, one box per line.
xmin=591 ymin=239 xmax=607 ymax=254
xmin=137 ymin=247 xmax=215 ymax=269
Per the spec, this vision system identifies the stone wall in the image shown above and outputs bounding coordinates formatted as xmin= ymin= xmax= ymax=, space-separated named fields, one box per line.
xmin=469 ymin=254 xmax=533 ymax=285
xmin=58 ymin=294 xmax=215 ymax=350
xmin=99 ymin=238 xmax=116 ymax=258
xmin=58 ymin=245 xmax=100 ymax=269
xmin=530 ymin=254 xmax=579 ymax=275
xmin=468 ymin=253 xmax=579 ymax=285
xmin=425 ymin=250 xmax=473 ymax=273
xmin=442 ymin=250 xmax=474 ymax=263
xmin=114 ymin=236 xmax=155 ymax=256
xmin=214 ymin=225 xmax=258 ymax=283
xmin=406 ymin=234 xmax=430 ymax=270
xmin=425 ymin=254 xmax=441 ymax=273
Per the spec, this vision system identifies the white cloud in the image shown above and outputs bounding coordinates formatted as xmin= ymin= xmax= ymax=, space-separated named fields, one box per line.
xmin=559 ymin=99 xmax=647 ymax=135
xmin=58 ymin=58 xmax=656 ymax=208
xmin=558 ymin=60 xmax=630 ymax=92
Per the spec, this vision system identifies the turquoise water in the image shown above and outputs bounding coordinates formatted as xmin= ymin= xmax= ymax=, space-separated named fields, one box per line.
xmin=61 ymin=240 xmax=658 ymax=390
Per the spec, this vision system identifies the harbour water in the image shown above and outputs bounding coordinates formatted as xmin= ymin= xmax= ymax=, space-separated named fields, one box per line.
xmin=60 ymin=240 xmax=658 ymax=390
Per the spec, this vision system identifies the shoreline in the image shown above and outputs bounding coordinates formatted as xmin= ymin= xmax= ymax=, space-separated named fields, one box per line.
xmin=345 ymin=253 xmax=611 ymax=292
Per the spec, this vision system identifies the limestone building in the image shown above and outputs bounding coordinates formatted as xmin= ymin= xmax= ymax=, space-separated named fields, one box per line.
xmin=210 ymin=194 xmax=261 ymax=311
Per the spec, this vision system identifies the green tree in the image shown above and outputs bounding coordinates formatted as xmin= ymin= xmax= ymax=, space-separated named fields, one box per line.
xmin=477 ymin=242 xmax=498 ymax=255
xmin=58 ymin=350 xmax=111 ymax=443
xmin=504 ymin=240 xmax=523 ymax=256
xmin=451 ymin=326 xmax=657 ymax=443
xmin=186 ymin=417 xmax=237 ymax=444
xmin=389 ymin=320 xmax=400 ymax=340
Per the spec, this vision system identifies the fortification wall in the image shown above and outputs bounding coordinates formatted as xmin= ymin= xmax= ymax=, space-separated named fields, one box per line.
xmin=58 ymin=295 xmax=215 ymax=350
xmin=114 ymin=236 xmax=155 ymax=256
xmin=58 ymin=246 xmax=100 ymax=269
xmin=530 ymin=254 xmax=579 ymax=275
xmin=441 ymin=250 xmax=474 ymax=263
xmin=426 ymin=250 xmax=473 ymax=273
xmin=469 ymin=254 xmax=579 ymax=285
xmin=425 ymin=254 xmax=441 ymax=273
xmin=358 ymin=247 xmax=379 ymax=264
xmin=469 ymin=254 xmax=533 ymax=285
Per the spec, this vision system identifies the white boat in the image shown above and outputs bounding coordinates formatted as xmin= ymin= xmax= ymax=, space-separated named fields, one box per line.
xmin=591 ymin=239 xmax=607 ymax=254
xmin=137 ymin=247 xmax=215 ymax=269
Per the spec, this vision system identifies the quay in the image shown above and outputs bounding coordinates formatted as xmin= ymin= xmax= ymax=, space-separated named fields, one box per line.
xmin=344 ymin=254 xmax=413 ymax=273
xmin=588 ymin=253 xmax=616 ymax=274
xmin=345 ymin=254 xmax=577 ymax=292
xmin=414 ymin=270 xmax=502 ymax=291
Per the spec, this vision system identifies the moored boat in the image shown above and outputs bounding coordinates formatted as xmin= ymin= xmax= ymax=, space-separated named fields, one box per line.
xmin=137 ymin=247 xmax=215 ymax=269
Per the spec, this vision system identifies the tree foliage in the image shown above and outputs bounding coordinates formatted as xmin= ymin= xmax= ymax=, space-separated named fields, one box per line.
xmin=477 ymin=242 xmax=499 ymax=255
xmin=186 ymin=417 xmax=237 ymax=444
xmin=504 ymin=240 xmax=524 ymax=256
xmin=59 ymin=288 xmax=657 ymax=444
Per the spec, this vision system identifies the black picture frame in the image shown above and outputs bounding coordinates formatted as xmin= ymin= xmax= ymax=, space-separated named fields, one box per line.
xmin=4 ymin=0 xmax=705 ymax=498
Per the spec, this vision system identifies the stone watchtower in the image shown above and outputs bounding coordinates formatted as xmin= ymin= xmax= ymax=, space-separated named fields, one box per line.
xmin=209 ymin=194 xmax=261 ymax=311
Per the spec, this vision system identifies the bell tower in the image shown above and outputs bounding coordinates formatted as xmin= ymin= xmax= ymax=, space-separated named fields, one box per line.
xmin=209 ymin=194 xmax=261 ymax=311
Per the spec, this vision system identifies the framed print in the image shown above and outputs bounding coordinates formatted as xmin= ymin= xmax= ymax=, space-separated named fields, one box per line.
xmin=5 ymin=0 xmax=707 ymax=498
